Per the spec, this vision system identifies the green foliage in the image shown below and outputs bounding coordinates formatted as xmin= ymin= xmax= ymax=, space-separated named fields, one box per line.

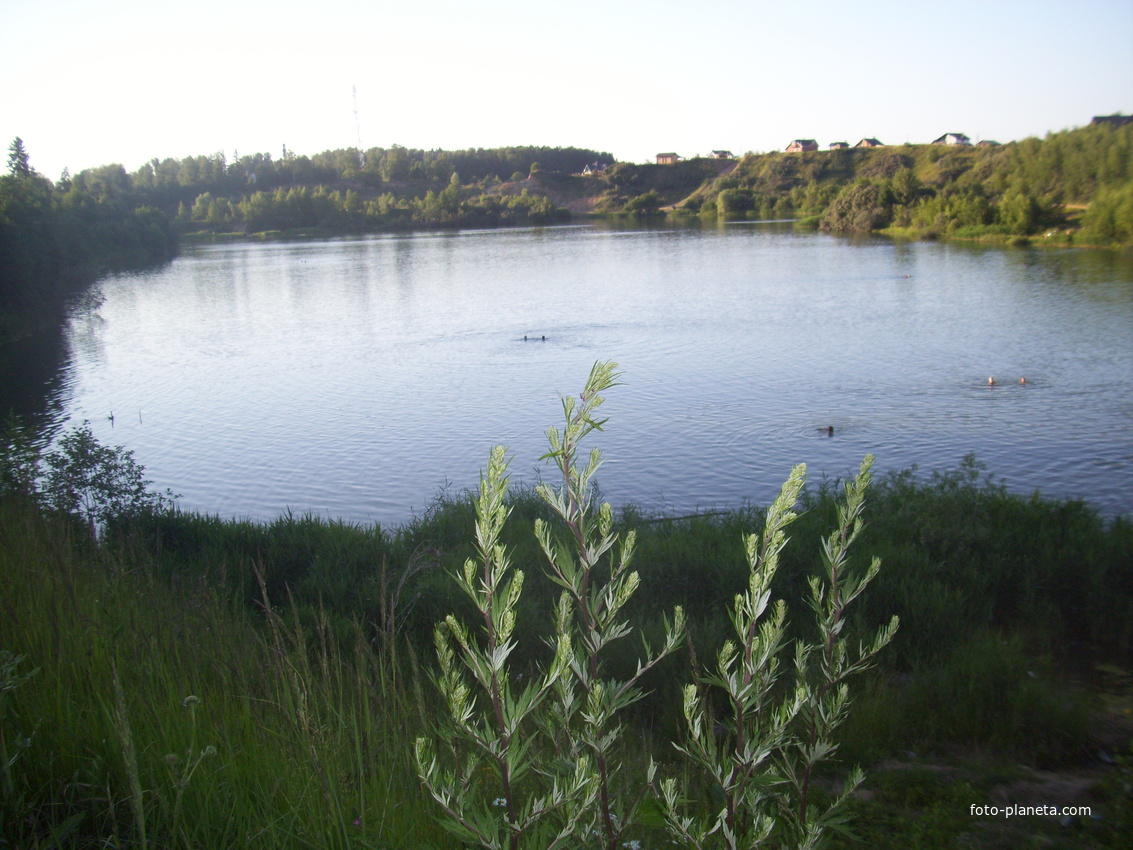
xmin=716 ymin=187 xmax=754 ymax=218
xmin=623 ymin=189 xmax=663 ymax=216
xmin=418 ymin=364 xmax=894 ymax=850
xmin=651 ymin=467 xmax=809 ymax=849
xmin=995 ymin=186 xmax=1043 ymax=233
xmin=534 ymin=361 xmax=685 ymax=848
xmin=0 ymin=492 xmax=445 ymax=849
xmin=0 ymin=139 xmax=177 ymax=339
xmin=6 ymin=137 xmax=31 ymax=178
xmin=40 ymin=422 xmax=175 ymax=535
xmin=1 ymin=418 xmax=175 ymax=537
xmin=417 ymin=363 xmax=687 ymax=849
xmin=885 ymin=632 xmax=1088 ymax=764
xmin=414 ymin=446 xmax=585 ymax=850
xmin=696 ymin=125 xmax=1133 ymax=243
xmin=598 ymin=159 xmax=732 ymax=213
xmin=1080 ymin=181 xmax=1133 ymax=245
xmin=653 ymin=458 xmax=897 ymax=850
xmin=126 ymin=144 xmax=604 ymax=234
xmin=0 ymin=413 xmax=39 ymax=498
xmin=0 ymin=650 xmax=42 ymax=840
xmin=820 ymin=181 xmax=894 ymax=233
xmin=186 ymin=176 xmax=568 ymax=234
xmin=3 ymin=380 xmax=1132 ymax=846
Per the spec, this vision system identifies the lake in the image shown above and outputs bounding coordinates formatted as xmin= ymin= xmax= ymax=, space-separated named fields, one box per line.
xmin=7 ymin=221 xmax=1133 ymax=525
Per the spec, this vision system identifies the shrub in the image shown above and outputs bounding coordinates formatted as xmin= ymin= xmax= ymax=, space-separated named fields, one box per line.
xmin=820 ymin=181 xmax=894 ymax=233
xmin=1 ymin=418 xmax=175 ymax=537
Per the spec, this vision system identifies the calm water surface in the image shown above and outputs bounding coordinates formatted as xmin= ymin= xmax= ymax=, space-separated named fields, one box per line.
xmin=14 ymin=222 xmax=1133 ymax=524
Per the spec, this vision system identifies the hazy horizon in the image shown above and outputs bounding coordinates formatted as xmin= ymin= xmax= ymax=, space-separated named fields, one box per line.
xmin=3 ymin=0 xmax=1131 ymax=181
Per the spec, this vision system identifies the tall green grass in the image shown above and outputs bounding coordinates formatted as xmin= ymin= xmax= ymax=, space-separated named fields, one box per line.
xmin=0 ymin=494 xmax=446 ymax=848
xmin=3 ymin=444 xmax=1131 ymax=847
xmin=123 ymin=458 xmax=1133 ymax=762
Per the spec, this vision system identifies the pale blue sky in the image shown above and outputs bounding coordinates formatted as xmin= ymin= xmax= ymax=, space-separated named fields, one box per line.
xmin=3 ymin=0 xmax=1131 ymax=179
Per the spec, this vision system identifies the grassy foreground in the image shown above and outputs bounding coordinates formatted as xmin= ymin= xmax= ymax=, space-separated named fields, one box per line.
xmin=2 ymin=454 xmax=1132 ymax=848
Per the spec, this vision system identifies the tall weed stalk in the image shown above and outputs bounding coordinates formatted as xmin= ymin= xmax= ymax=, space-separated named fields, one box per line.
xmin=418 ymin=362 xmax=896 ymax=850
xmin=414 ymin=446 xmax=584 ymax=850
xmin=533 ymin=361 xmax=685 ymax=849
xmin=652 ymin=457 xmax=897 ymax=850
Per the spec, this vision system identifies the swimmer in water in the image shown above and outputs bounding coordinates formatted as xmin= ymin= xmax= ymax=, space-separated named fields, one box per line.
xmin=1019 ymin=377 xmax=1027 ymax=384
xmin=988 ymin=377 xmax=996 ymax=386
xmin=827 ymin=425 xmax=834 ymax=436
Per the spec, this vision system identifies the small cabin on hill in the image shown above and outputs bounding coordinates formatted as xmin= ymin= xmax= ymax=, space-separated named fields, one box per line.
xmin=712 ymin=150 xmax=735 ymax=159
xmin=786 ymin=139 xmax=818 ymax=153
xmin=656 ymin=152 xmax=680 ymax=165
xmin=932 ymin=132 xmax=971 ymax=146
xmin=829 ymin=141 xmax=849 ymax=150
xmin=976 ymin=139 xmax=1000 ymax=147
xmin=855 ymin=138 xmax=884 ymax=148
xmin=1091 ymin=114 xmax=1133 ymax=128
xmin=582 ymin=161 xmax=609 ymax=175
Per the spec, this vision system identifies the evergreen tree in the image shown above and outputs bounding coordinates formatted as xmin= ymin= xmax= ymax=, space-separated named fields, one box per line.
xmin=7 ymin=137 xmax=31 ymax=178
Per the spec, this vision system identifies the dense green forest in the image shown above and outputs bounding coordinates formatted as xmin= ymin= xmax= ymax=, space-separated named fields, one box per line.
xmin=0 ymin=142 xmax=609 ymax=339
xmin=0 ymin=139 xmax=178 ymax=339
xmin=131 ymin=144 xmax=609 ymax=233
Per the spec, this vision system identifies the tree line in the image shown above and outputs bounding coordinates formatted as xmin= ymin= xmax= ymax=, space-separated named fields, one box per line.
xmin=121 ymin=144 xmax=609 ymax=234
xmin=0 ymin=139 xmax=178 ymax=340
xmin=181 ymin=177 xmax=569 ymax=233
xmin=3 ymin=125 xmax=1128 ymax=342
xmin=0 ymin=141 xmax=612 ymax=339
xmin=129 ymin=144 xmax=611 ymax=222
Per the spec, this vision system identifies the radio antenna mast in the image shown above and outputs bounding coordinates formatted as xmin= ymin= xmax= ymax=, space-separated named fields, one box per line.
xmin=352 ymin=85 xmax=363 ymax=165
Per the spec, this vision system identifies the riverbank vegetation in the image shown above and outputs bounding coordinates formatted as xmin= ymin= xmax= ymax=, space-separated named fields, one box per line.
xmin=3 ymin=121 xmax=1130 ymax=341
xmin=2 ymin=363 xmax=1131 ymax=848
xmin=0 ymin=140 xmax=178 ymax=340
xmin=116 ymin=145 xmax=605 ymax=236
xmin=157 ymin=120 xmax=1131 ymax=247
xmin=677 ymin=122 xmax=1133 ymax=247
xmin=0 ymin=142 xmax=605 ymax=341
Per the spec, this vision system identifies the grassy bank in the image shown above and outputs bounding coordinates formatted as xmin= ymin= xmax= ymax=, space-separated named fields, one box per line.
xmin=2 ymin=431 xmax=1131 ymax=846
xmin=0 ymin=493 xmax=449 ymax=848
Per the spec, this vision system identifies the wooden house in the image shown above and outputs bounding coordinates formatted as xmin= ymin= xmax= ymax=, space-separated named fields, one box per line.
xmin=656 ymin=152 xmax=680 ymax=165
xmin=855 ymin=138 xmax=884 ymax=148
xmin=931 ymin=132 xmax=971 ymax=146
xmin=785 ymin=139 xmax=818 ymax=153
xmin=1091 ymin=114 xmax=1133 ymax=128
xmin=712 ymin=150 xmax=735 ymax=159
xmin=829 ymin=141 xmax=849 ymax=150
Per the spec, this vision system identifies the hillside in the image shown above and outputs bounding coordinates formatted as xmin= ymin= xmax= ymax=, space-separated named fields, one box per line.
xmin=485 ymin=124 xmax=1133 ymax=247
xmin=394 ymin=156 xmax=735 ymax=218
xmin=685 ymin=123 xmax=1133 ymax=245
